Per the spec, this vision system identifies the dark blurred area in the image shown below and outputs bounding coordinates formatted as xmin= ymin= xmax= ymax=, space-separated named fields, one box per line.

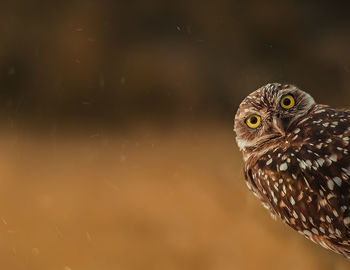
xmin=1 ymin=0 xmax=350 ymax=130
xmin=1 ymin=1 xmax=350 ymax=270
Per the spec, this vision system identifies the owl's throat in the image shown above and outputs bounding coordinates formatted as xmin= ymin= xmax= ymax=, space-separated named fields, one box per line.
xmin=241 ymin=134 xmax=283 ymax=161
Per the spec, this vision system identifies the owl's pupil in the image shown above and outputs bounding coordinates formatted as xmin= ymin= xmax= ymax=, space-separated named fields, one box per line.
xmin=283 ymin=98 xmax=291 ymax=106
xmin=250 ymin=117 xmax=257 ymax=124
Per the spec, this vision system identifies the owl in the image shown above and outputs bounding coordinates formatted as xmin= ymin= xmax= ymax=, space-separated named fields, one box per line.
xmin=234 ymin=83 xmax=350 ymax=258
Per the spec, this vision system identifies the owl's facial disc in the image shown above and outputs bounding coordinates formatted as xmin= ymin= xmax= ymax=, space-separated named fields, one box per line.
xmin=234 ymin=83 xmax=316 ymax=154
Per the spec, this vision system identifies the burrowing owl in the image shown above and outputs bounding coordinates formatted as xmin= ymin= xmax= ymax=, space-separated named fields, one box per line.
xmin=234 ymin=83 xmax=350 ymax=258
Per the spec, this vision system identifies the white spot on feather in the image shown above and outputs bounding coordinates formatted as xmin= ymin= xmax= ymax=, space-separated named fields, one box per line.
xmin=280 ymin=163 xmax=288 ymax=171
xmin=290 ymin=196 xmax=295 ymax=205
xmin=311 ymin=228 xmax=319 ymax=235
xmin=327 ymin=180 xmax=334 ymax=190
xmin=316 ymin=158 xmax=325 ymax=167
xmin=303 ymin=230 xmax=312 ymax=237
xmin=344 ymin=217 xmax=350 ymax=225
xmin=333 ymin=177 xmax=342 ymax=187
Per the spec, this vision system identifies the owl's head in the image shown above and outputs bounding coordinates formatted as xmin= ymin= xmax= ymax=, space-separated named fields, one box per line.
xmin=234 ymin=83 xmax=316 ymax=157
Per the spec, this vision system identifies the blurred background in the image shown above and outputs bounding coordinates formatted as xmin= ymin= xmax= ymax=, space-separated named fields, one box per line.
xmin=0 ymin=0 xmax=349 ymax=269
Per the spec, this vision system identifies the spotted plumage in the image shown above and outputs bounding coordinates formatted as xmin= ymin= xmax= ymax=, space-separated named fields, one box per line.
xmin=234 ymin=83 xmax=350 ymax=258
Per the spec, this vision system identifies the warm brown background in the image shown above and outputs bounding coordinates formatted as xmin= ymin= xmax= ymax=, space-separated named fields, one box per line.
xmin=0 ymin=1 xmax=350 ymax=269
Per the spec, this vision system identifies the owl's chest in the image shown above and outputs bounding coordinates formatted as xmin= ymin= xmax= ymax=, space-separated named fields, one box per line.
xmin=246 ymin=132 xmax=350 ymax=240
xmin=249 ymin=148 xmax=314 ymax=225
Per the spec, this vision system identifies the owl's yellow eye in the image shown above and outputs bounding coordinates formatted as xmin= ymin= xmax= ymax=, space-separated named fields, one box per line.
xmin=246 ymin=114 xmax=261 ymax=129
xmin=280 ymin=95 xmax=295 ymax=109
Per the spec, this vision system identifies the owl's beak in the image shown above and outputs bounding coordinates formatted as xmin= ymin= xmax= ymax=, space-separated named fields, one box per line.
xmin=272 ymin=117 xmax=287 ymax=136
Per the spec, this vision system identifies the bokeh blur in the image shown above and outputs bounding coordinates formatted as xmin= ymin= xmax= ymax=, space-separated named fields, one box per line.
xmin=0 ymin=0 xmax=350 ymax=269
